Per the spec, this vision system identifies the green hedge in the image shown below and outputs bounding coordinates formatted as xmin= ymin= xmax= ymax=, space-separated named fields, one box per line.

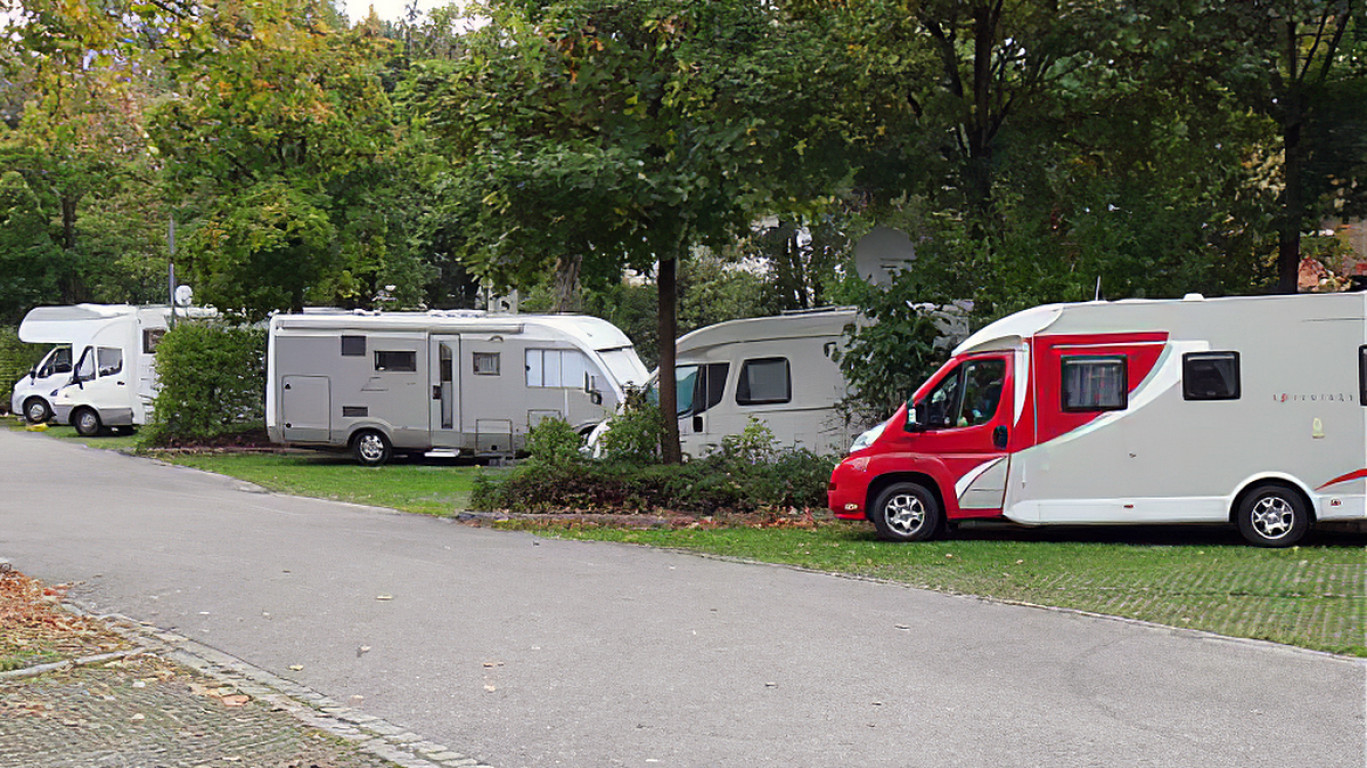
xmin=0 ymin=326 xmax=46 ymax=414
xmin=144 ymin=323 xmax=267 ymax=445
xmin=472 ymin=417 xmax=837 ymax=514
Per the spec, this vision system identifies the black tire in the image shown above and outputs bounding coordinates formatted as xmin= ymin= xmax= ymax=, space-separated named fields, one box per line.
xmin=72 ymin=407 xmax=102 ymax=437
xmin=23 ymin=397 xmax=51 ymax=424
xmin=870 ymin=481 xmax=943 ymax=542
xmin=352 ymin=429 xmax=392 ymax=467
xmin=1236 ymin=484 xmax=1310 ymax=547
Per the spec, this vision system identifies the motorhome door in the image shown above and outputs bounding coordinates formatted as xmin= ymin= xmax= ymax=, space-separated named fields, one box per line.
xmin=429 ymin=335 xmax=461 ymax=448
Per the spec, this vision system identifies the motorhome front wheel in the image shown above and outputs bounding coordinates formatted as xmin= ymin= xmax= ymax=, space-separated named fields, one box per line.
xmin=1236 ymin=485 xmax=1310 ymax=548
xmin=871 ymin=482 xmax=943 ymax=542
xmin=23 ymin=397 xmax=51 ymax=424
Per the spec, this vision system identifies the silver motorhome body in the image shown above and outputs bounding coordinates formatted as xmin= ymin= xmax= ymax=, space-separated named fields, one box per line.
xmin=266 ymin=310 xmax=648 ymax=459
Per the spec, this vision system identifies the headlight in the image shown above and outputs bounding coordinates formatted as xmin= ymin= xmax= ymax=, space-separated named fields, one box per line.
xmin=849 ymin=422 xmax=887 ymax=453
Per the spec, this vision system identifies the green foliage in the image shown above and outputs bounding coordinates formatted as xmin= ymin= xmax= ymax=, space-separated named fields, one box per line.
xmin=0 ymin=327 xmax=46 ymax=412
xmin=185 ymin=183 xmax=338 ymax=320
xmin=597 ymin=389 xmax=665 ymax=464
xmin=524 ymin=416 xmax=584 ymax=469
xmin=145 ymin=323 xmax=267 ymax=445
xmin=471 ymin=447 xmax=836 ymax=515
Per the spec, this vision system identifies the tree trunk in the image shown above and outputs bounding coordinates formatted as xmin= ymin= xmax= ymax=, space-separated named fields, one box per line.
xmin=59 ymin=193 xmax=84 ymax=302
xmin=553 ymin=252 xmax=583 ymax=312
xmin=656 ymin=256 xmax=682 ymax=464
xmin=1277 ymin=92 xmax=1305 ymax=295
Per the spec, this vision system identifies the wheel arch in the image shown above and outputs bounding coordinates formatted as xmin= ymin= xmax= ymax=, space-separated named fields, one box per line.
xmin=1229 ymin=475 xmax=1317 ymax=525
xmin=347 ymin=425 xmax=394 ymax=448
xmin=866 ymin=471 xmax=946 ymax=520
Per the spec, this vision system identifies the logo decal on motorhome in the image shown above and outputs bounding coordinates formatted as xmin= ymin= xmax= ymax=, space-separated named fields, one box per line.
xmin=1274 ymin=392 xmax=1354 ymax=403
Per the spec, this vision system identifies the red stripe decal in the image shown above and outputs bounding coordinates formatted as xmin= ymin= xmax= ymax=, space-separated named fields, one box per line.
xmin=1316 ymin=469 xmax=1367 ymax=491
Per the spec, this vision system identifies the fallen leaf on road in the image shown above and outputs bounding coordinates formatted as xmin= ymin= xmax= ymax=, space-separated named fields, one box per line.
xmin=482 ymin=661 xmax=503 ymax=668
xmin=288 ymin=665 xmax=304 ymax=671
xmin=483 ymin=684 xmax=497 ymax=692
xmin=375 ymin=595 xmax=393 ymax=601
xmin=129 ymin=713 xmax=145 ymax=722
xmin=221 ymin=694 xmax=250 ymax=707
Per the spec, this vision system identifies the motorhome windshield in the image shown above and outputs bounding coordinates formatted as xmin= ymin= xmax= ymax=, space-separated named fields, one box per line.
xmin=598 ymin=347 xmax=645 ymax=386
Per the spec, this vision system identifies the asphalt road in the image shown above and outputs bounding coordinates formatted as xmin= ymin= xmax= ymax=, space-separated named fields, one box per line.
xmin=2 ymin=428 xmax=1363 ymax=768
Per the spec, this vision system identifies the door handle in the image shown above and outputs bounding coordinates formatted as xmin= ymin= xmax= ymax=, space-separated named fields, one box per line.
xmin=993 ymin=425 xmax=1008 ymax=449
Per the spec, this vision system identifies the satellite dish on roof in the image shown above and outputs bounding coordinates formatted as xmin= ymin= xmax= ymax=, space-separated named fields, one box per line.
xmin=174 ymin=284 xmax=194 ymax=307
xmin=854 ymin=227 xmax=916 ymax=287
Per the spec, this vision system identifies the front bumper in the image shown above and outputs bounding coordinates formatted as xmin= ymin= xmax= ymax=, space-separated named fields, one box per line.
xmin=827 ymin=456 xmax=870 ymax=520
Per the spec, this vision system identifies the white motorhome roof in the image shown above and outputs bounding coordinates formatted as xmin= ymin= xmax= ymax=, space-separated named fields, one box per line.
xmin=675 ymin=308 xmax=859 ymax=356
xmin=953 ymin=293 xmax=1367 ymax=356
xmin=271 ymin=311 xmax=637 ymax=351
xmin=18 ymin=304 xmax=142 ymax=344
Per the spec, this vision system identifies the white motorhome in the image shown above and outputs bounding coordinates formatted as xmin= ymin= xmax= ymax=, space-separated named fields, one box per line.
xmin=592 ymin=305 xmax=971 ymax=457
xmin=10 ymin=344 xmax=72 ymax=423
xmin=266 ymin=310 xmax=649 ymax=465
xmin=17 ymin=304 xmax=199 ymax=435
xmin=830 ymin=292 xmax=1367 ymax=547
xmin=663 ymin=308 xmax=864 ymax=456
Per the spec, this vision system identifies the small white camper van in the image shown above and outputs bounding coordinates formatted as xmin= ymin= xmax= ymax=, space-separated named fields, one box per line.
xmin=830 ymin=292 xmax=1367 ymax=546
xmin=266 ymin=310 xmax=649 ymax=465
xmin=10 ymin=344 xmax=72 ymax=423
xmin=17 ymin=304 xmax=193 ymax=435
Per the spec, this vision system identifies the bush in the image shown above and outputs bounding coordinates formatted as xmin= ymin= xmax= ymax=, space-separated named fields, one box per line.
xmin=144 ymin=323 xmax=266 ymax=445
xmin=597 ymin=387 xmax=664 ymax=463
xmin=524 ymin=416 xmax=583 ymax=468
xmin=470 ymin=446 xmax=837 ymax=515
xmin=0 ymin=327 xmax=46 ymax=414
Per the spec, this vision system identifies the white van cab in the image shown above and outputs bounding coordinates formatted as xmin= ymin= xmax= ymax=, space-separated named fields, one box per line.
xmin=10 ymin=344 xmax=72 ymax=423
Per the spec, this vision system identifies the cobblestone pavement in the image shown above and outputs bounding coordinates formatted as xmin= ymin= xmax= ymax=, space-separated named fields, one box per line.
xmin=1 ymin=578 xmax=493 ymax=768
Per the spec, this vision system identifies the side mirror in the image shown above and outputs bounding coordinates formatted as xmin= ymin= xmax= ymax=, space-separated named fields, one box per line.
xmin=904 ymin=402 xmax=927 ymax=432
xmin=584 ymin=374 xmax=603 ymax=405
xmin=28 ymin=367 xmax=36 ymax=383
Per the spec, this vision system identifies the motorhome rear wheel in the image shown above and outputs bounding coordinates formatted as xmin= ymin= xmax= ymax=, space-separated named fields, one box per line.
xmin=871 ymin=481 xmax=943 ymax=542
xmin=72 ymin=407 xmax=102 ymax=437
xmin=1236 ymin=484 xmax=1310 ymax=548
xmin=23 ymin=397 xmax=51 ymax=424
xmin=352 ymin=429 xmax=392 ymax=467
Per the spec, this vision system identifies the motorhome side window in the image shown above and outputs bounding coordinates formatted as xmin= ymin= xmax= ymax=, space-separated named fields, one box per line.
xmin=736 ymin=358 xmax=790 ymax=405
xmin=1182 ymin=352 xmax=1240 ymax=400
xmin=340 ymin=335 xmax=366 ymax=356
xmin=526 ymin=349 xmax=590 ymax=388
xmin=374 ymin=350 xmax=417 ymax=372
xmin=143 ymin=329 xmax=166 ymax=354
xmin=921 ymin=358 xmax=1005 ymax=428
xmin=1061 ymin=356 xmax=1127 ymax=412
xmin=676 ymin=362 xmax=729 ymax=416
xmin=473 ymin=352 xmax=500 ymax=375
xmin=97 ymin=347 xmax=123 ymax=377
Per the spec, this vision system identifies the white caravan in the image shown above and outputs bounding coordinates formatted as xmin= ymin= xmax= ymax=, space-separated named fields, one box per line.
xmin=10 ymin=344 xmax=72 ymax=423
xmin=266 ymin=310 xmax=649 ymax=465
xmin=16 ymin=304 xmax=200 ymax=435
xmin=830 ymin=292 xmax=1367 ymax=546
xmin=664 ymin=308 xmax=865 ymax=456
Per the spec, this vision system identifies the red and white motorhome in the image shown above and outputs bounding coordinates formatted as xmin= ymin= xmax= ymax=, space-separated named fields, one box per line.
xmin=827 ymin=293 xmax=1367 ymax=546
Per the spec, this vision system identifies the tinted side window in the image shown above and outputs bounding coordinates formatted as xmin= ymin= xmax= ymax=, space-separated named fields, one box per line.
xmin=1061 ymin=356 xmax=1127 ymax=412
xmin=736 ymin=358 xmax=790 ymax=405
xmin=1183 ymin=352 xmax=1240 ymax=400
xmin=341 ymin=335 xmax=366 ymax=356
xmin=143 ymin=329 xmax=166 ymax=354
xmin=701 ymin=363 xmax=729 ymax=412
xmin=374 ymin=350 xmax=417 ymax=372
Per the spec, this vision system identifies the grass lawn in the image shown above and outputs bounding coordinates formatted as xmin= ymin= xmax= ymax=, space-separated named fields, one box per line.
xmin=161 ymin=452 xmax=482 ymax=516
xmin=499 ymin=520 xmax=1367 ymax=657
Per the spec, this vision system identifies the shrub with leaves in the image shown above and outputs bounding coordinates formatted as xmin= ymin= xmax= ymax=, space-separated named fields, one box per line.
xmin=144 ymin=323 xmax=266 ymax=445
xmin=597 ymin=387 xmax=665 ymax=463
xmin=0 ymin=327 xmax=46 ymax=414
xmin=525 ymin=416 xmax=583 ymax=469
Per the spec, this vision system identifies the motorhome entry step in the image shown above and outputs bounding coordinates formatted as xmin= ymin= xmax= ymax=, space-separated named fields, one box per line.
xmin=423 ymin=450 xmax=460 ymax=459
